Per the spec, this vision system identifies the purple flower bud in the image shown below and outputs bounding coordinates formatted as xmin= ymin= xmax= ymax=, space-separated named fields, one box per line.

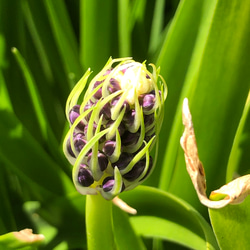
xmin=74 ymin=133 xmax=88 ymax=152
xmin=122 ymin=109 xmax=135 ymax=128
xmin=99 ymin=102 xmax=111 ymax=120
xmin=122 ymin=160 xmax=146 ymax=181
xmin=84 ymin=123 xmax=105 ymax=142
xmin=108 ymin=78 xmax=121 ymax=93
xmin=112 ymin=152 xmax=133 ymax=170
xmin=92 ymin=81 xmax=103 ymax=99
xmin=66 ymin=138 xmax=76 ymax=157
xmin=123 ymin=157 xmax=153 ymax=182
xmin=66 ymin=133 xmax=88 ymax=157
xmin=141 ymin=93 xmax=155 ymax=112
xmin=83 ymin=102 xmax=93 ymax=122
xmin=145 ymin=133 xmax=155 ymax=143
xmin=144 ymin=113 xmax=155 ymax=128
xmin=111 ymin=96 xmax=130 ymax=113
xmin=87 ymin=151 xmax=109 ymax=171
xmin=102 ymin=176 xmax=125 ymax=193
xmin=106 ymin=120 xmax=126 ymax=138
xmin=69 ymin=105 xmax=80 ymax=123
xmin=121 ymin=130 xmax=140 ymax=147
xmin=103 ymin=140 xmax=116 ymax=157
xmin=78 ymin=164 xmax=94 ymax=187
xmin=102 ymin=177 xmax=115 ymax=192
xmin=69 ymin=105 xmax=85 ymax=130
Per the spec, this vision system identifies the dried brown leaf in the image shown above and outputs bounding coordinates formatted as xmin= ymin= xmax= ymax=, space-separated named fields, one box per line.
xmin=13 ymin=228 xmax=45 ymax=243
xmin=180 ymin=98 xmax=250 ymax=209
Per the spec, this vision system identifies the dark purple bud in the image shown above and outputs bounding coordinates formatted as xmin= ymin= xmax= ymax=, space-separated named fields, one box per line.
xmin=122 ymin=160 xmax=146 ymax=181
xmin=102 ymin=176 xmax=125 ymax=192
xmin=74 ymin=133 xmax=87 ymax=152
xmin=145 ymin=133 xmax=155 ymax=143
xmin=146 ymin=74 xmax=151 ymax=79
xmin=123 ymin=109 xmax=135 ymax=128
xmin=87 ymin=151 xmax=109 ymax=171
xmin=106 ymin=120 xmax=126 ymax=138
xmin=84 ymin=123 xmax=106 ymax=143
xmin=69 ymin=105 xmax=85 ymax=130
xmin=83 ymin=102 xmax=93 ymax=122
xmin=99 ymin=102 xmax=111 ymax=120
xmin=93 ymin=81 xmax=103 ymax=99
xmin=111 ymin=96 xmax=130 ymax=113
xmin=141 ymin=94 xmax=155 ymax=112
xmin=145 ymin=126 xmax=155 ymax=137
xmin=102 ymin=177 xmax=115 ymax=192
xmin=112 ymin=152 xmax=133 ymax=170
xmin=103 ymin=140 xmax=116 ymax=157
xmin=144 ymin=113 xmax=155 ymax=128
xmin=69 ymin=105 xmax=80 ymax=123
xmin=108 ymin=78 xmax=121 ymax=93
xmin=121 ymin=130 xmax=140 ymax=147
xmin=78 ymin=164 xmax=94 ymax=187
xmin=66 ymin=138 xmax=75 ymax=157
xmin=123 ymin=157 xmax=153 ymax=182
xmin=140 ymin=156 xmax=153 ymax=181
xmin=84 ymin=123 xmax=96 ymax=136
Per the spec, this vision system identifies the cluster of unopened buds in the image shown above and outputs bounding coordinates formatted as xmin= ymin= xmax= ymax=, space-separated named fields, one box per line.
xmin=63 ymin=57 xmax=167 ymax=200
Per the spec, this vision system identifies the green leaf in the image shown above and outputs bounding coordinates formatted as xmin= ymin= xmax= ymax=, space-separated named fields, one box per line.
xmin=131 ymin=216 xmax=206 ymax=250
xmin=113 ymin=205 xmax=146 ymax=250
xmin=44 ymin=0 xmax=82 ymax=80
xmin=12 ymin=48 xmax=49 ymax=142
xmin=226 ymin=92 xmax=250 ymax=182
xmin=152 ymin=0 xmax=211 ymax=190
xmin=209 ymin=197 xmax=250 ymax=249
xmin=158 ymin=0 xmax=250 ymax=213
xmin=120 ymin=186 xmax=219 ymax=249
xmin=80 ymin=0 xmax=118 ymax=72
xmin=0 ymin=110 xmax=74 ymax=199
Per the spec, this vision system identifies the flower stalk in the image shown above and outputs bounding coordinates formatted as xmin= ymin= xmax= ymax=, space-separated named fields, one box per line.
xmin=86 ymin=194 xmax=114 ymax=250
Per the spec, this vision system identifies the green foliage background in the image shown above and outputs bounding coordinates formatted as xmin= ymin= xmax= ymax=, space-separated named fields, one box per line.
xmin=0 ymin=0 xmax=249 ymax=249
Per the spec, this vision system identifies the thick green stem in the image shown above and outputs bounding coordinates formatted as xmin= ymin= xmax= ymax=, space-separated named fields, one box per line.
xmin=86 ymin=194 xmax=115 ymax=250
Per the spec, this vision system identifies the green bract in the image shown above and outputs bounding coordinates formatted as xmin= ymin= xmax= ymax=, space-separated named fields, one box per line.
xmin=63 ymin=57 xmax=167 ymax=200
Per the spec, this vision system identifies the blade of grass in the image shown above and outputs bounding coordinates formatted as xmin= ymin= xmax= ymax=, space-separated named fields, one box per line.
xmin=12 ymin=48 xmax=70 ymax=174
xmin=12 ymin=48 xmax=49 ymax=143
xmin=149 ymin=0 xmax=208 ymax=188
xmin=23 ymin=0 xmax=71 ymax=100
xmin=118 ymin=0 xmax=131 ymax=57
xmin=120 ymin=186 xmax=219 ymax=249
xmin=44 ymin=0 xmax=82 ymax=81
xmin=0 ymin=110 xmax=74 ymax=199
xmin=113 ymin=205 xmax=146 ymax=250
xmin=148 ymin=0 xmax=165 ymax=56
xmin=22 ymin=0 xmax=53 ymax=83
xmin=156 ymin=0 xmax=217 ymax=194
xmin=161 ymin=0 xmax=250 ymax=212
xmin=80 ymin=0 xmax=117 ymax=72
xmin=226 ymin=91 xmax=250 ymax=182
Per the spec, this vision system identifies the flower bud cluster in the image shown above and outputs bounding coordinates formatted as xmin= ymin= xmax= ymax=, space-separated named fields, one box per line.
xmin=63 ymin=57 xmax=167 ymax=200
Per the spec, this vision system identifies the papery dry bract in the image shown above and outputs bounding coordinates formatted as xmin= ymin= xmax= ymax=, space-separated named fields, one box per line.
xmin=181 ymin=98 xmax=250 ymax=209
